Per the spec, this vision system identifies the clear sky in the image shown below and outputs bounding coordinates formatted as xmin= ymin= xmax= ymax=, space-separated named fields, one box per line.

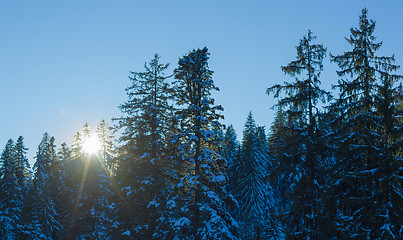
xmin=1 ymin=0 xmax=402 ymax=162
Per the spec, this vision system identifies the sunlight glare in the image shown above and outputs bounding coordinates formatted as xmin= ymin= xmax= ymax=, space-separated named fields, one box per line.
xmin=82 ymin=134 xmax=102 ymax=155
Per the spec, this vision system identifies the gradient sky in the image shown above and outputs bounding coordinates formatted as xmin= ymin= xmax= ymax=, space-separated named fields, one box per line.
xmin=1 ymin=0 xmax=402 ymax=162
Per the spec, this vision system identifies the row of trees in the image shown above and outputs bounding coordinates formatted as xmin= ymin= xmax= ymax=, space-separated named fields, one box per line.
xmin=0 ymin=122 xmax=115 ymax=239
xmin=267 ymin=8 xmax=402 ymax=239
xmin=0 ymin=8 xmax=402 ymax=239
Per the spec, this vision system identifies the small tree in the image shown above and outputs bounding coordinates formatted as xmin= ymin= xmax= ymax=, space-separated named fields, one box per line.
xmin=233 ymin=113 xmax=274 ymax=239
xmin=0 ymin=139 xmax=22 ymax=239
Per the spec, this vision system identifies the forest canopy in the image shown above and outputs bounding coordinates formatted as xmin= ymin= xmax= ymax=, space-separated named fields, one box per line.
xmin=0 ymin=8 xmax=402 ymax=240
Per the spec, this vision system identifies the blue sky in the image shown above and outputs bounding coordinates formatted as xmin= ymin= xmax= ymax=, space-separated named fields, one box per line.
xmin=1 ymin=0 xmax=402 ymax=162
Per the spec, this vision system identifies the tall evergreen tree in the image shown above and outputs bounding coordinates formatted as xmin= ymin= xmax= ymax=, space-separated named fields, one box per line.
xmin=330 ymin=8 xmax=403 ymax=238
xmin=267 ymin=30 xmax=330 ymax=239
xmin=31 ymin=133 xmax=60 ymax=239
xmin=371 ymin=73 xmax=403 ymax=239
xmin=13 ymin=136 xmax=33 ymax=239
xmin=171 ymin=47 xmax=238 ymax=239
xmin=114 ymin=54 xmax=173 ymax=239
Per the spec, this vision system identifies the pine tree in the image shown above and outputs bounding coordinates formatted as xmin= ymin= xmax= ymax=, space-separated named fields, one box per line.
xmin=267 ymin=30 xmax=330 ymax=239
xmin=232 ymin=113 xmax=273 ymax=239
xmin=14 ymin=136 xmax=31 ymax=189
xmin=171 ymin=47 xmax=238 ymax=239
xmin=13 ymin=136 xmax=33 ymax=239
xmin=30 ymin=133 xmax=61 ymax=239
xmin=96 ymin=120 xmax=116 ymax=174
xmin=64 ymin=131 xmax=87 ymax=239
xmin=67 ymin=123 xmax=114 ymax=239
xmin=371 ymin=73 xmax=403 ymax=239
xmin=54 ymin=143 xmax=74 ymax=239
xmin=114 ymin=54 xmax=174 ymax=239
xmin=330 ymin=8 xmax=403 ymax=238
xmin=0 ymin=139 xmax=22 ymax=239
xmin=268 ymin=109 xmax=291 ymax=216
xmin=222 ymin=125 xmax=240 ymax=197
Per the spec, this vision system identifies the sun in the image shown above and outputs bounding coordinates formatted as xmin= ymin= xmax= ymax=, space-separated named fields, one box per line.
xmin=82 ymin=134 xmax=102 ymax=155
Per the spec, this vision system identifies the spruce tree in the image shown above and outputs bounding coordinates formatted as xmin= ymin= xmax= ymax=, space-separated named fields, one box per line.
xmin=0 ymin=139 xmax=22 ymax=239
xmin=222 ymin=125 xmax=240 ymax=198
xmin=96 ymin=120 xmax=116 ymax=174
xmin=54 ymin=143 xmax=74 ymax=239
xmin=233 ymin=113 xmax=274 ymax=239
xmin=114 ymin=54 xmax=173 ymax=239
xmin=171 ymin=47 xmax=237 ymax=239
xmin=13 ymin=136 xmax=33 ymax=239
xmin=330 ymin=8 xmax=402 ymax=238
xmin=31 ymin=133 xmax=61 ymax=239
xmin=372 ymin=74 xmax=403 ymax=239
xmin=267 ymin=30 xmax=330 ymax=239
xmin=14 ymin=136 xmax=31 ymax=189
xmin=67 ymin=123 xmax=114 ymax=239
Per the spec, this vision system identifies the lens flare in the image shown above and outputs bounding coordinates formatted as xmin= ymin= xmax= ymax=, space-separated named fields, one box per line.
xmin=82 ymin=134 xmax=102 ymax=155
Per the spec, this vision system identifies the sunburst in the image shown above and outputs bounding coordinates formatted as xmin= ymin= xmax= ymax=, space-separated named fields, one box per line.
xmin=82 ymin=134 xmax=102 ymax=155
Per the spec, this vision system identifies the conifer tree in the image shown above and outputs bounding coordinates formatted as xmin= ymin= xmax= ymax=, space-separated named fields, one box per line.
xmin=372 ymin=74 xmax=403 ymax=239
xmin=67 ymin=123 xmax=114 ymax=240
xmin=114 ymin=54 xmax=173 ymax=239
xmin=222 ymin=125 xmax=240 ymax=195
xmin=232 ymin=113 xmax=274 ymax=239
xmin=14 ymin=136 xmax=31 ymax=188
xmin=54 ymin=143 xmax=74 ymax=238
xmin=96 ymin=120 xmax=116 ymax=174
xmin=171 ymin=47 xmax=237 ymax=239
xmin=63 ymin=131 xmax=87 ymax=238
xmin=330 ymin=8 xmax=403 ymax=238
xmin=0 ymin=139 xmax=22 ymax=239
xmin=13 ymin=136 xmax=33 ymax=239
xmin=267 ymin=30 xmax=330 ymax=239
xmin=31 ymin=133 xmax=61 ymax=239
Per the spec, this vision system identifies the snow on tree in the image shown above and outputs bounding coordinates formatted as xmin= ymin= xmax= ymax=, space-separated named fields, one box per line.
xmin=114 ymin=54 xmax=174 ymax=239
xmin=65 ymin=123 xmax=114 ymax=240
xmin=221 ymin=125 xmax=240 ymax=200
xmin=13 ymin=136 xmax=34 ymax=239
xmin=30 ymin=133 xmax=61 ymax=239
xmin=171 ymin=47 xmax=238 ymax=240
xmin=14 ymin=136 xmax=32 ymax=188
xmin=330 ymin=8 xmax=403 ymax=239
xmin=267 ymin=30 xmax=330 ymax=239
xmin=371 ymin=73 xmax=403 ymax=239
xmin=231 ymin=112 xmax=275 ymax=239
xmin=0 ymin=139 xmax=22 ymax=239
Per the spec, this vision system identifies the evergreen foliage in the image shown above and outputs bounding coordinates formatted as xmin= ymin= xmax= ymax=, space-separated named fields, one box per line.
xmin=331 ymin=8 xmax=403 ymax=239
xmin=0 ymin=139 xmax=21 ymax=239
xmin=0 ymin=10 xmax=402 ymax=239
xmin=31 ymin=133 xmax=61 ymax=239
xmin=267 ymin=30 xmax=330 ymax=239
xmin=114 ymin=54 xmax=174 ymax=239
xmin=232 ymin=112 xmax=275 ymax=239
xmin=171 ymin=47 xmax=238 ymax=239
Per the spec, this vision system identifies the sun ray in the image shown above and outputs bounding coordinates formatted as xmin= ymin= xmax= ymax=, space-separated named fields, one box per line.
xmin=72 ymin=156 xmax=91 ymax=227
